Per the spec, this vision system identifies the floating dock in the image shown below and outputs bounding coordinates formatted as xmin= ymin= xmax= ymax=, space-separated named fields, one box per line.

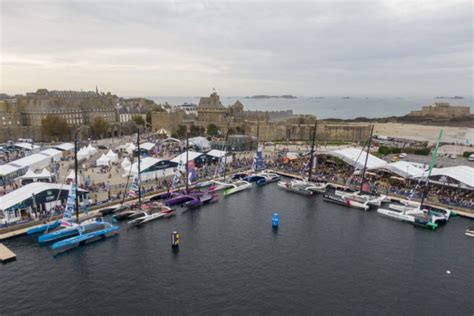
xmin=0 ymin=243 xmax=16 ymax=263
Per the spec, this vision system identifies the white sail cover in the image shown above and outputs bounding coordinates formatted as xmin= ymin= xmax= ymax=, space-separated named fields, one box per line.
xmin=105 ymin=149 xmax=119 ymax=163
xmin=96 ymin=154 xmax=110 ymax=166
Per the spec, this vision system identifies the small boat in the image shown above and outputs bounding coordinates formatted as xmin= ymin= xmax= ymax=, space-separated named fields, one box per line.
xmin=465 ymin=226 xmax=474 ymax=237
xmin=209 ymin=180 xmax=234 ymax=192
xmin=231 ymin=172 xmax=248 ymax=181
xmin=277 ymin=181 xmax=313 ymax=196
xmin=323 ymin=190 xmax=369 ymax=210
xmin=243 ymin=174 xmax=268 ymax=186
xmin=182 ymin=193 xmax=219 ymax=209
xmin=99 ymin=204 xmax=129 ymax=216
xmin=258 ymin=172 xmax=281 ymax=183
xmin=377 ymin=207 xmax=439 ymax=230
xmin=223 ymin=181 xmax=251 ymax=197
xmin=112 ymin=205 xmax=146 ymax=221
xmin=51 ymin=217 xmax=119 ymax=253
xmin=335 ymin=190 xmax=386 ymax=207
xmin=127 ymin=206 xmax=175 ymax=226
xmin=291 ymin=179 xmax=327 ymax=193
xmin=26 ymin=220 xmax=61 ymax=235
xmin=38 ymin=217 xmax=103 ymax=244
xmin=165 ymin=193 xmax=201 ymax=207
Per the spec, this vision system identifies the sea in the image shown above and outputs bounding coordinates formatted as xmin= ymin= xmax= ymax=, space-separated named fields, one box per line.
xmin=148 ymin=96 xmax=474 ymax=119
xmin=1 ymin=183 xmax=473 ymax=315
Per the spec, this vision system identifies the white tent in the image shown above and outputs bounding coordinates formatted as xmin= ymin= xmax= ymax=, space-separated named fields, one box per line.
xmin=77 ymin=147 xmax=91 ymax=160
xmin=87 ymin=144 xmax=97 ymax=155
xmin=327 ymin=147 xmax=387 ymax=170
xmin=189 ymin=136 xmax=211 ymax=150
xmin=39 ymin=168 xmax=53 ymax=179
xmin=96 ymin=154 xmax=110 ymax=166
xmin=429 ymin=166 xmax=474 ymax=189
xmin=66 ymin=170 xmax=81 ymax=183
xmin=140 ymin=142 xmax=155 ymax=152
xmin=126 ymin=143 xmax=136 ymax=154
xmin=19 ymin=168 xmax=38 ymax=180
xmin=105 ymin=150 xmax=119 ymax=163
xmin=369 ymin=161 xmax=426 ymax=179
xmin=206 ymin=149 xmax=233 ymax=164
xmin=121 ymin=157 xmax=131 ymax=170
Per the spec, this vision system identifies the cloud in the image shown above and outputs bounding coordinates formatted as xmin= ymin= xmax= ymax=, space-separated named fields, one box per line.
xmin=0 ymin=0 xmax=472 ymax=96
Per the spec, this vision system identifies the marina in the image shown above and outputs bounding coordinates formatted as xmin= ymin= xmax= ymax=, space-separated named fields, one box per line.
xmin=1 ymin=181 xmax=472 ymax=314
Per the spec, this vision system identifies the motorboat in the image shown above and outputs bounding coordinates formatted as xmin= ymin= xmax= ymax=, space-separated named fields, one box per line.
xmin=277 ymin=180 xmax=313 ymax=196
xmin=127 ymin=206 xmax=175 ymax=226
xmin=51 ymin=217 xmax=119 ymax=253
xmin=223 ymin=180 xmax=252 ymax=197
xmin=465 ymin=226 xmax=474 ymax=237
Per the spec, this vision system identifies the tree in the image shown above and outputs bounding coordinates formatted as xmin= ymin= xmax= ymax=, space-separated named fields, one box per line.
xmin=41 ymin=115 xmax=71 ymax=140
xmin=227 ymin=128 xmax=235 ymax=135
xmin=176 ymin=125 xmax=187 ymax=138
xmin=235 ymin=126 xmax=245 ymax=134
xmin=207 ymin=123 xmax=219 ymax=137
xmin=132 ymin=115 xmax=145 ymax=126
xmin=189 ymin=125 xmax=203 ymax=137
xmin=90 ymin=117 xmax=109 ymax=139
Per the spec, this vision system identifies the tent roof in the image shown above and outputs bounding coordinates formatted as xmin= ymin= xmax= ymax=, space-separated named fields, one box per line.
xmin=14 ymin=142 xmax=40 ymax=150
xmin=97 ymin=154 xmax=110 ymax=162
xmin=0 ymin=164 xmax=20 ymax=176
xmin=0 ymin=182 xmax=85 ymax=212
xmin=430 ymin=166 xmax=474 ymax=188
xmin=327 ymin=147 xmax=387 ymax=170
xmin=369 ymin=161 xmax=426 ymax=179
xmin=39 ymin=168 xmax=52 ymax=178
xmin=162 ymin=137 xmax=180 ymax=143
xmin=9 ymin=153 xmax=51 ymax=169
xmin=189 ymin=136 xmax=211 ymax=149
xmin=171 ymin=151 xmax=203 ymax=163
xmin=54 ymin=143 xmax=74 ymax=151
xmin=40 ymin=148 xmax=62 ymax=157
xmin=19 ymin=168 xmax=38 ymax=179
xmin=106 ymin=149 xmax=118 ymax=157
xmin=206 ymin=149 xmax=228 ymax=158
xmin=130 ymin=157 xmax=162 ymax=173
xmin=140 ymin=142 xmax=155 ymax=151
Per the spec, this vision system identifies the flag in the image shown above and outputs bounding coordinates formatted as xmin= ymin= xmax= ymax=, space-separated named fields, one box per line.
xmin=128 ymin=178 xmax=139 ymax=198
xmin=254 ymin=144 xmax=265 ymax=171
xmin=188 ymin=161 xmax=196 ymax=184
xmin=61 ymin=182 xmax=76 ymax=227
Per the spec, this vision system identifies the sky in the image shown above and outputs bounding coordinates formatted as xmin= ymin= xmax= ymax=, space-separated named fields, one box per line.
xmin=0 ymin=0 xmax=472 ymax=97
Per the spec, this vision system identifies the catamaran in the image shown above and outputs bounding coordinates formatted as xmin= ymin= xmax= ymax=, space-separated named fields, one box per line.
xmin=127 ymin=204 xmax=175 ymax=226
xmin=377 ymin=129 xmax=448 ymax=229
xmin=223 ymin=180 xmax=252 ymax=197
xmin=278 ymin=180 xmax=313 ymax=196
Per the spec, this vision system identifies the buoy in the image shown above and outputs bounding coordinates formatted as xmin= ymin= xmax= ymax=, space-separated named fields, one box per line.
xmin=272 ymin=213 xmax=279 ymax=228
xmin=171 ymin=231 xmax=180 ymax=248
xmin=446 ymin=270 xmax=451 ymax=274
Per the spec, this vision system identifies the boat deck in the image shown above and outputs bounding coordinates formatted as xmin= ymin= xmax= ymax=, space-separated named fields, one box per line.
xmin=0 ymin=243 xmax=16 ymax=263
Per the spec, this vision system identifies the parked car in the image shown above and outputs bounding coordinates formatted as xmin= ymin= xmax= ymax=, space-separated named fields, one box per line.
xmin=468 ymin=154 xmax=474 ymax=161
xmin=399 ymin=153 xmax=407 ymax=158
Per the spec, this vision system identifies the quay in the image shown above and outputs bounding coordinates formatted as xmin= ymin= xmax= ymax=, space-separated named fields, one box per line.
xmin=0 ymin=243 xmax=16 ymax=263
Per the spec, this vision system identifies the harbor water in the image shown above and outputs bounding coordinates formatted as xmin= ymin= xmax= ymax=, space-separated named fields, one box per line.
xmin=1 ymin=183 xmax=473 ymax=314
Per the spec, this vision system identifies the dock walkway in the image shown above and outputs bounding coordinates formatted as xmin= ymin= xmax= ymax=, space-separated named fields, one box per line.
xmin=0 ymin=243 xmax=16 ymax=263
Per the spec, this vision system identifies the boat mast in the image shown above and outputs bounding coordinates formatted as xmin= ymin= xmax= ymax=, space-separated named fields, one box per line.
xmin=420 ymin=129 xmax=443 ymax=208
xmin=308 ymin=120 xmax=317 ymax=181
xmin=359 ymin=125 xmax=374 ymax=192
xmin=223 ymin=128 xmax=230 ymax=182
xmin=137 ymin=128 xmax=142 ymax=205
xmin=74 ymin=130 xmax=79 ymax=223
xmin=185 ymin=128 xmax=189 ymax=193
xmin=255 ymin=120 xmax=260 ymax=172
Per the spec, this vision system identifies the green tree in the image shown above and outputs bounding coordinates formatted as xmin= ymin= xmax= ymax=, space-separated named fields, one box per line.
xmin=176 ymin=125 xmax=187 ymax=138
xmin=90 ymin=117 xmax=109 ymax=139
xmin=132 ymin=115 xmax=145 ymax=126
xmin=206 ymin=123 xmax=219 ymax=137
xmin=189 ymin=125 xmax=202 ymax=137
xmin=41 ymin=115 xmax=71 ymax=140
xmin=227 ymin=128 xmax=235 ymax=135
xmin=235 ymin=126 xmax=245 ymax=134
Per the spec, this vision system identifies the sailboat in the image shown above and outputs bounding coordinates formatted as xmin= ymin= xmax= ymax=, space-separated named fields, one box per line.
xmin=377 ymin=129 xmax=448 ymax=229
xmin=279 ymin=120 xmax=326 ymax=195
xmin=48 ymin=132 xmax=119 ymax=252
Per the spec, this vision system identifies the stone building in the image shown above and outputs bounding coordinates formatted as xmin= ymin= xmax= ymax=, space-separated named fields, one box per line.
xmin=408 ymin=102 xmax=470 ymax=119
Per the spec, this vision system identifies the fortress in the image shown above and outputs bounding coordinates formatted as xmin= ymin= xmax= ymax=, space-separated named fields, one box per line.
xmin=408 ymin=102 xmax=470 ymax=119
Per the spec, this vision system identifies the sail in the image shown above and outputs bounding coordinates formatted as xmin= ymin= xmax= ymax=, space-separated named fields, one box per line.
xmin=254 ymin=144 xmax=265 ymax=171
xmin=82 ymin=193 xmax=89 ymax=215
xmin=214 ymin=155 xmax=226 ymax=178
xmin=188 ymin=160 xmax=196 ymax=184
xmin=128 ymin=178 xmax=140 ymax=198
xmin=61 ymin=182 xmax=76 ymax=227
xmin=171 ymin=154 xmax=186 ymax=189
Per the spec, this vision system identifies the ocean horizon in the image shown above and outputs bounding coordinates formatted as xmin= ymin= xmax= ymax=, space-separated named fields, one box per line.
xmin=146 ymin=96 xmax=474 ymax=120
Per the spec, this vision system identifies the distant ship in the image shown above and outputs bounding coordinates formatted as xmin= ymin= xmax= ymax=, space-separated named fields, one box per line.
xmin=246 ymin=95 xmax=297 ymax=99
xmin=435 ymin=96 xmax=464 ymax=99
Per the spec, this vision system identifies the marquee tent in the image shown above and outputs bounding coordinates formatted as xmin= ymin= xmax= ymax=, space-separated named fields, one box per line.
xmin=96 ymin=154 xmax=111 ymax=167
xmin=105 ymin=150 xmax=119 ymax=163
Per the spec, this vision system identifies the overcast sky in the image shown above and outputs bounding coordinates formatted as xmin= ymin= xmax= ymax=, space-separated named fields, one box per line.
xmin=1 ymin=0 xmax=472 ymax=97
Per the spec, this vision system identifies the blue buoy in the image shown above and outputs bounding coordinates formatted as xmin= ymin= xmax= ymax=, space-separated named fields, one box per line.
xmin=272 ymin=213 xmax=279 ymax=228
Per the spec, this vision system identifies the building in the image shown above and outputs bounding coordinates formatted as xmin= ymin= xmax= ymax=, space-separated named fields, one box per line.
xmin=175 ymin=103 xmax=197 ymax=116
xmin=408 ymin=103 xmax=470 ymax=119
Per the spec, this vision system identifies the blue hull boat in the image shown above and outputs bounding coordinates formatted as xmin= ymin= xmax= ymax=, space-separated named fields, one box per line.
xmin=38 ymin=226 xmax=79 ymax=244
xmin=51 ymin=223 xmax=119 ymax=252
xmin=26 ymin=221 xmax=60 ymax=235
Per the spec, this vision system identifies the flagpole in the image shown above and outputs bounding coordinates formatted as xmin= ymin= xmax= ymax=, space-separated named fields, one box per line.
xmin=137 ymin=128 xmax=142 ymax=205
xmin=74 ymin=129 xmax=79 ymax=223
xmin=185 ymin=128 xmax=189 ymax=193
